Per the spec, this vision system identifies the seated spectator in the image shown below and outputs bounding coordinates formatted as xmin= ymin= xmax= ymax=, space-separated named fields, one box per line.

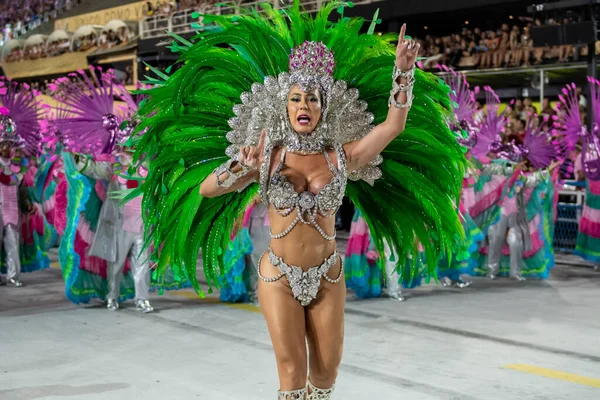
xmin=523 ymin=97 xmax=538 ymax=115
xmin=480 ymin=31 xmax=492 ymax=68
xmin=540 ymin=97 xmax=556 ymax=119
xmin=118 ymin=26 xmax=128 ymax=45
xmin=98 ymin=32 xmax=108 ymax=48
xmin=495 ymin=28 xmax=510 ymax=68
xmin=558 ymin=17 xmax=574 ymax=63
xmin=125 ymin=65 xmax=134 ymax=85
xmin=146 ymin=1 xmax=154 ymax=16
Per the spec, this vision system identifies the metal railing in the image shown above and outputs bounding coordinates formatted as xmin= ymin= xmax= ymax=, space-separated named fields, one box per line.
xmin=140 ymin=0 xmax=385 ymax=40
xmin=554 ymin=184 xmax=586 ymax=253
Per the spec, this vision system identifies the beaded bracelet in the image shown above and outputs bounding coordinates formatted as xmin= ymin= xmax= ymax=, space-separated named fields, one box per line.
xmin=388 ymin=65 xmax=415 ymax=109
xmin=214 ymin=158 xmax=251 ymax=188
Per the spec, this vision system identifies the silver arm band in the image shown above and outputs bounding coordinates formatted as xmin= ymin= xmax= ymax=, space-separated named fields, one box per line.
xmin=389 ymin=65 xmax=415 ymax=109
xmin=523 ymin=170 xmax=549 ymax=188
xmin=480 ymin=162 xmax=514 ymax=177
xmin=214 ymin=159 xmax=251 ymax=189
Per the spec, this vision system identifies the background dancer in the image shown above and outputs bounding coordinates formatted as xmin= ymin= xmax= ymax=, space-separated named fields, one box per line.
xmin=345 ymin=209 xmax=405 ymax=300
xmin=561 ymin=79 xmax=600 ymax=269
xmin=51 ymin=68 xmax=187 ymax=310
xmin=0 ymin=79 xmax=48 ymax=287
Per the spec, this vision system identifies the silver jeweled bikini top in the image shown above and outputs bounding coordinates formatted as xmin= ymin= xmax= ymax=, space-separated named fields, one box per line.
xmin=263 ymin=145 xmax=347 ymax=241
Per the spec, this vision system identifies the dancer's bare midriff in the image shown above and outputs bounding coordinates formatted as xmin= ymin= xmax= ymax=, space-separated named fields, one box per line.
xmin=259 ymin=207 xmax=343 ymax=306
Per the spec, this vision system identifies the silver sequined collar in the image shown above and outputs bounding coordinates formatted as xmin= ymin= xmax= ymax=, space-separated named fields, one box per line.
xmin=226 ymin=72 xmax=383 ymax=184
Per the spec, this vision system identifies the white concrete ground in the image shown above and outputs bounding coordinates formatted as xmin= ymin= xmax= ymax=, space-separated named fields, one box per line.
xmin=1 ymin=252 xmax=599 ymax=400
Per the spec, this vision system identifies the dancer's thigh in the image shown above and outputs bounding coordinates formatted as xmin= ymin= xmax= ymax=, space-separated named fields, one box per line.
xmin=258 ymin=258 xmax=308 ymax=390
xmin=305 ymin=260 xmax=346 ymax=388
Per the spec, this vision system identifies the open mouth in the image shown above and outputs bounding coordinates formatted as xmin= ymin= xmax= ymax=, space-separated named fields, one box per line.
xmin=297 ymin=114 xmax=311 ymax=126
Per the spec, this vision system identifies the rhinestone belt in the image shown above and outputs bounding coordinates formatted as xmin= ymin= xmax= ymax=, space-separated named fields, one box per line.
xmin=257 ymin=248 xmax=343 ymax=306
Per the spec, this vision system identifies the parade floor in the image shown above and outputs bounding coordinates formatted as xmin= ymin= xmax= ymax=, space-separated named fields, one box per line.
xmin=1 ymin=251 xmax=600 ymax=400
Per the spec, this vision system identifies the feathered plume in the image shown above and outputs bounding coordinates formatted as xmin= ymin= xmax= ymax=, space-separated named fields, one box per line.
xmin=557 ymin=82 xmax=585 ymax=151
xmin=584 ymin=77 xmax=600 ymax=179
xmin=50 ymin=66 xmax=124 ymax=155
xmin=522 ymin=117 xmax=557 ymax=169
xmin=438 ymin=65 xmax=477 ymax=128
xmin=471 ymin=86 xmax=504 ymax=158
xmin=0 ymin=78 xmax=43 ymax=156
xmin=113 ymin=82 xmax=149 ymax=119
xmin=113 ymin=82 xmax=151 ymax=148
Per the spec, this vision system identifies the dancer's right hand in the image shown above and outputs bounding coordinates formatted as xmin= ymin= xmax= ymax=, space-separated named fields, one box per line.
xmin=239 ymin=129 xmax=265 ymax=170
xmin=515 ymin=161 xmax=528 ymax=171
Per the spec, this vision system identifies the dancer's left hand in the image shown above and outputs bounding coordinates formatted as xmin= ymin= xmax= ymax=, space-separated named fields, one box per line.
xmin=549 ymin=159 xmax=562 ymax=172
xmin=27 ymin=204 xmax=36 ymax=216
xmin=396 ymin=23 xmax=420 ymax=72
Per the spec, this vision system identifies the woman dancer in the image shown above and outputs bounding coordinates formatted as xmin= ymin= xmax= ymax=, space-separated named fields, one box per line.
xmin=0 ymin=79 xmax=48 ymax=286
xmin=561 ymin=79 xmax=600 ymax=268
xmin=51 ymin=68 xmax=187 ymax=310
xmin=135 ymin=3 xmax=467 ymax=398
xmin=437 ymin=66 xmax=485 ymax=287
xmin=477 ymin=120 xmax=559 ymax=280
xmin=576 ymin=173 xmax=600 ymax=269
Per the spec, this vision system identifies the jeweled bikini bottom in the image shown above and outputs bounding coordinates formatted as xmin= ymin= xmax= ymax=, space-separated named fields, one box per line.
xmin=257 ymin=248 xmax=343 ymax=306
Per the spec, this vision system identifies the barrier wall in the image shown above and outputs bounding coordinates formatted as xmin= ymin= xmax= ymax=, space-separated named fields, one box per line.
xmin=1 ymin=51 xmax=92 ymax=79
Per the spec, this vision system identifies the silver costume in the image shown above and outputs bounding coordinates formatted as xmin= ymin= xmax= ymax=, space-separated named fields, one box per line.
xmin=79 ymin=158 xmax=153 ymax=312
xmin=483 ymin=163 xmax=548 ymax=280
xmin=217 ymin=41 xmax=414 ymax=399
xmin=0 ymin=182 xmax=29 ymax=287
xmin=254 ymin=146 xmax=346 ymax=307
xmin=0 ymin=223 xmax=22 ymax=286
xmin=258 ymin=249 xmax=343 ymax=306
xmin=383 ymin=239 xmax=404 ymax=301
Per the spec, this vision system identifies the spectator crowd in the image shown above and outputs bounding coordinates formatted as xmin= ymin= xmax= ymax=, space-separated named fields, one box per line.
xmin=4 ymin=25 xmax=130 ymax=63
xmin=144 ymin=0 xmax=222 ymax=17
xmin=420 ymin=12 xmax=595 ymax=70
xmin=1 ymin=0 xmax=81 ymax=44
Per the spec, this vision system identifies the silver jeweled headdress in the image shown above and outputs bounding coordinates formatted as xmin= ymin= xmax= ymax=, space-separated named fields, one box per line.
xmin=0 ymin=115 xmax=24 ymax=149
xmin=226 ymin=40 xmax=382 ymax=185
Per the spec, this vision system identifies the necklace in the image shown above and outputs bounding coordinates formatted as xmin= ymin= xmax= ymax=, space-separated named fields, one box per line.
xmin=283 ymin=124 xmax=328 ymax=155
xmin=284 ymin=147 xmax=322 ymax=156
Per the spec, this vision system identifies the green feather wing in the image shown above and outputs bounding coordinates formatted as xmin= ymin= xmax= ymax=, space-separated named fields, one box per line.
xmin=134 ymin=1 xmax=466 ymax=294
xmin=134 ymin=3 xmax=298 ymax=295
xmin=343 ymin=59 xmax=466 ymax=283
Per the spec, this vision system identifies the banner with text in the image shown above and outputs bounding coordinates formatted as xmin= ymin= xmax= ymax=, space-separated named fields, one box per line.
xmin=54 ymin=1 xmax=148 ymax=31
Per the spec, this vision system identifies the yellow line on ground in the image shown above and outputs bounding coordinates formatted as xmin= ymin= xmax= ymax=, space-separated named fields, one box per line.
xmin=50 ymin=261 xmax=60 ymax=269
xmin=505 ymin=364 xmax=600 ymax=388
xmin=228 ymin=303 xmax=262 ymax=314
xmin=168 ymin=290 xmax=221 ymax=303
xmin=168 ymin=290 xmax=262 ymax=314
